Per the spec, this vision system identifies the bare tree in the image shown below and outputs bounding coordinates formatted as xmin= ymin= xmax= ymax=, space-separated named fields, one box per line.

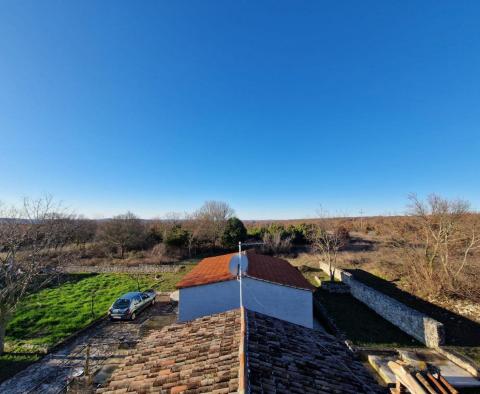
xmin=162 ymin=212 xmax=183 ymax=227
xmin=183 ymin=212 xmax=202 ymax=257
xmin=262 ymin=230 xmax=292 ymax=255
xmin=393 ymin=194 xmax=480 ymax=298
xmin=194 ymin=201 xmax=234 ymax=248
xmin=310 ymin=227 xmax=348 ymax=281
xmin=196 ymin=201 xmax=234 ymax=222
xmin=96 ymin=212 xmax=146 ymax=258
xmin=307 ymin=209 xmax=349 ymax=281
xmin=72 ymin=217 xmax=97 ymax=255
xmin=0 ymin=196 xmax=73 ymax=354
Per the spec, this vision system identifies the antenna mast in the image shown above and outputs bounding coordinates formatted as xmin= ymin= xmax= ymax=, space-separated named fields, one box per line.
xmin=237 ymin=241 xmax=263 ymax=309
xmin=238 ymin=241 xmax=243 ymax=308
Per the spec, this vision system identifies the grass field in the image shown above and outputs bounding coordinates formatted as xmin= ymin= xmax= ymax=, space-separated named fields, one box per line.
xmin=0 ymin=269 xmax=190 ymax=383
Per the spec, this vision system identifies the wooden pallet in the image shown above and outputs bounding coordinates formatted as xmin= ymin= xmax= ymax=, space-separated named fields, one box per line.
xmin=388 ymin=361 xmax=459 ymax=394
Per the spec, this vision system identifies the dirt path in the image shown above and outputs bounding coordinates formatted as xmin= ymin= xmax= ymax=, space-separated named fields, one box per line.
xmin=0 ymin=297 xmax=177 ymax=394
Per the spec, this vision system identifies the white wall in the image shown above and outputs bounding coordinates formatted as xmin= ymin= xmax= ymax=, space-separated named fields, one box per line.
xmin=243 ymin=277 xmax=313 ymax=328
xmin=178 ymin=277 xmax=313 ymax=328
xmin=178 ymin=280 xmax=239 ymax=322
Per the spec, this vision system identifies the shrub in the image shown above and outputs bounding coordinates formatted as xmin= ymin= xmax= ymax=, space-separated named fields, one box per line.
xmin=222 ymin=217 xmax=247 ymax=249
xmin=163 ymin=225 xmax=189 ymax=248
xmin=247 ymin=226 xmax=265 ymax=240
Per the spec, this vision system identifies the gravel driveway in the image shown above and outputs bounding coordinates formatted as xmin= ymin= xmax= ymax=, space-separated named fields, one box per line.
xmin=0 ymin=295 xmax=177 ymax=394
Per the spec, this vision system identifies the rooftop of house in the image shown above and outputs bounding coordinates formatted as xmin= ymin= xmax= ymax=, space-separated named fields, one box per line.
xmin=97 ymin=308 xmax=383 ymax=394
xmin=176 ymin=251 xmax=315 ymax=291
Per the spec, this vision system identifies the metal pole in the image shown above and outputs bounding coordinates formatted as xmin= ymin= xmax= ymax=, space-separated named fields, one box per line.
xmin=238 ymin=241 xmax=243 ymax=308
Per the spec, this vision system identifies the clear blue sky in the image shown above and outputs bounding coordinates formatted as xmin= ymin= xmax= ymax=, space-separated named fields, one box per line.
xmin=1 ymin=1 xmax=479 ymax=219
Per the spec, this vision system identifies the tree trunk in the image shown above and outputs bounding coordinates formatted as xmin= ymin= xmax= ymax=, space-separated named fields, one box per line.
xmin=328 ymin=256 xmax=336 ymax=282
xmin=0 ymin=320 xmax=6 ymax=355
xmin=329 ymin=258 xmax=335 ymax=282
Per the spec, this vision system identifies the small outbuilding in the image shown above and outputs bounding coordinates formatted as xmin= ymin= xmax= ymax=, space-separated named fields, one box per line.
xmin=176 ymin=250 xmax=315 ymax=327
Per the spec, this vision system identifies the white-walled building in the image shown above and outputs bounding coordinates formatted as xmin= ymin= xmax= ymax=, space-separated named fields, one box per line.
xmin=176 ymin=251 xmax=315 ymax=327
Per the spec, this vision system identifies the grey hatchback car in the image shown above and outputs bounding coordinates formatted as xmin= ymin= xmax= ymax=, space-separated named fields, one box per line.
xmin=108 ymin=290 xmax=156 ymax=320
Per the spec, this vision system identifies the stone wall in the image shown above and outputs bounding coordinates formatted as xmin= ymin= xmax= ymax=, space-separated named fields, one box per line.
xmin=318 ymin=262 xmax=445 ymax=348
xmin=60 ymin=264 xmax=184 ymax=274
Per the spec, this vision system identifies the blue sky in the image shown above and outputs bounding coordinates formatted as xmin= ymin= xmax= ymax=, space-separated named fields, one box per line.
xmin=1 ymin=1 xmax=479 ymax=219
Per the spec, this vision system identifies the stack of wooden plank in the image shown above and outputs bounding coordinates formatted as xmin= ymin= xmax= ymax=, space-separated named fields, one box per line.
xmin=388 ymin=360 xmax=459 ymax=394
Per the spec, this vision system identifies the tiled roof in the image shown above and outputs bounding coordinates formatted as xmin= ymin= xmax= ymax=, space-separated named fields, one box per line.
xmin=97 ymin=310 xmax=241 ymax=394
xmin=176 ymin=253 xmax=236 ymax=289
xmin=97 ymin=309 xmax=383 ymax=394
xmin=246 ymin=309 xmax=384 ymax=394
xmin=176 ymin=252 xmax=314 ymax=291
xmin=245 ymin=251 xmax=315 ymax=291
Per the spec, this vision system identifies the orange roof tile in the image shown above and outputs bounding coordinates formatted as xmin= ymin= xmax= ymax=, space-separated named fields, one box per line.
xmin=246 ymin=251 xmax=315 ymax=291
xmin=97 ymin=309 xmax=383 ymax=394
xmin=246 ymin=309 xmax=384 ymax=393
xmin=176 ymin=251 xmax=315 ymax=291
xmin=97 ymin=310 xmax=241 ymax=394
xmin=176 ymin=253 xmax=236 ymax=288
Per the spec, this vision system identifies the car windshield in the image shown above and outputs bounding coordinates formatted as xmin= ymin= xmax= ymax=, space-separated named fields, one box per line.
xmin=113 ymin=299 xmax=130 ymax=309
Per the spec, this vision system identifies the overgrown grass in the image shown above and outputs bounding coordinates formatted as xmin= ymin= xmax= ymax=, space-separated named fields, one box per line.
xmin=295 ymin=264 xmax=421 ymax=348
xmin=315 ymin=289 xmax=422 ymax=348
xmin=6 ymin=271 xmax=188 ymax=352
xmin=0 ymin=269 xmax=190 ymax=383
xmin=301 ymin=269 xmax=330 ymax=286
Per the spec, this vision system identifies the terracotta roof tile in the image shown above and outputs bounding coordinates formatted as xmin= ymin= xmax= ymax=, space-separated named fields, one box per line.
xmin=246 ymin=251 xmax=315 ymax=291
xmin=97 ymin=309 xmax=382 ymax=394
xmin=245 ymin=309 xmax=384 ymax=393
xmin=176 ymin=253 xmax=236 ymax=288
xmin=176 ymin=252 xmax=314 ymax=291
xmin=98 ymin=310 xmax=241 ymax=393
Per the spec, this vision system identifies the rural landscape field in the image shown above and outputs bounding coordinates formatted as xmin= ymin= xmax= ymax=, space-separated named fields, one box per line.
xmin=1 ymin=195 xmax=480 ymax=392
xmin=2 ymin=1 xmax=480 ymax=393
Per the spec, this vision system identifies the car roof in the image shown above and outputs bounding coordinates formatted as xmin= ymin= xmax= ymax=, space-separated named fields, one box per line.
xmin=119 ymin=292 xmax=142 ymax=299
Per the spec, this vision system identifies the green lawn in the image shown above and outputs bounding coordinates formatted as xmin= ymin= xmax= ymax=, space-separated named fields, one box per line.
xmin=0 ymin=269 xmax=190 ymax=383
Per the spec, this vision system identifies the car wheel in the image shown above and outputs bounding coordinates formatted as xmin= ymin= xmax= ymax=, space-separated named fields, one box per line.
xmin=130 ymin=312 xmax=136 ymax=321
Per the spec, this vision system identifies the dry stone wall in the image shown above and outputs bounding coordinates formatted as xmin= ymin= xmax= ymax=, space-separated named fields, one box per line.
xmin=60 ymin=264 xmax=184 ymax=274
xmin=318 ymin=262 xmax=445 ymax=348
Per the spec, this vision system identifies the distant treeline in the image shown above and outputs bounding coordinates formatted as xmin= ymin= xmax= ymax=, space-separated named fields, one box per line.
xmin=0 ymin=200 xmax=354 ymax=262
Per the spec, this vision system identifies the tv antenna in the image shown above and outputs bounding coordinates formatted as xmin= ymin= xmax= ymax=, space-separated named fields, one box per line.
xmin=237 ymin=241 xmax=264 ymax=308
